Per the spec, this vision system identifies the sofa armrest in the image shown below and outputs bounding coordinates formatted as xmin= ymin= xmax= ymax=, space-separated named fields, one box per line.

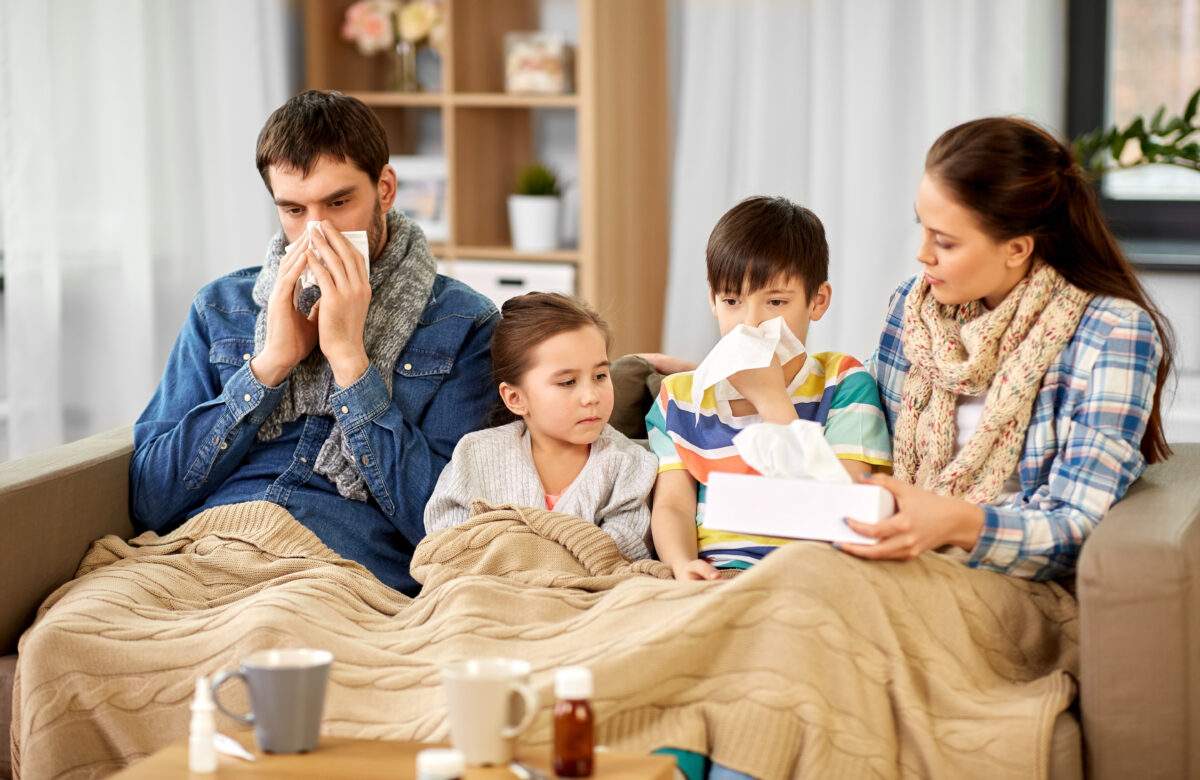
xmin=1076 ymin=442 xmax=1200 ymax=780
xmin=0 ymin=426 xmax=135 ymax=655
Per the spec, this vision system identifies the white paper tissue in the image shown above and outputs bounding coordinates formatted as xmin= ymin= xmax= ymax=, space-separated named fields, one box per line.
xmin=286 ymin=221 xmax=371 ymax=317
xmin=690 ymin=316 xmax=807 ymax=414
xmin=732 ymin=420 xmax=853 ymax=484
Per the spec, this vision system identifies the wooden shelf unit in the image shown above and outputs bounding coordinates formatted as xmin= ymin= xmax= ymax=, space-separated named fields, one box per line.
xmin=302 ymin=0 xmax=669 ymax=354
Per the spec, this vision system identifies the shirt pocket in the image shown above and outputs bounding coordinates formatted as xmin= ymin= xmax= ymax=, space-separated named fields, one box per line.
xmin=392 ymin=347 xmax=453 ymax=420
xmin=209 ymin=338 xmax=255 ymax=386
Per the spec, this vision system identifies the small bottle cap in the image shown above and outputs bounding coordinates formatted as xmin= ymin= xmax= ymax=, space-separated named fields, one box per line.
xmin=555 ymin=666 xmax=593 ymax=699
xmin=192 ymin=676 xmax=214 ymax=711
xmin=417 ymin=748 xmax=465 ymax=779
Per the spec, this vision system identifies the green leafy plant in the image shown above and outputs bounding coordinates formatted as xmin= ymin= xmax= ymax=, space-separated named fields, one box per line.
xmin=1073 ymin=86 xmax=1200 ymax=175
xmin=513 ymin=162 xmax=561 ymax=196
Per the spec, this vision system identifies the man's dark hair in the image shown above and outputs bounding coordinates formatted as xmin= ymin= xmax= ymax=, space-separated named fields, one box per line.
xmin=255 ymin=90 xmax=390 ymax=193
xmin=705 ymin=196 xmax=829 ymax=300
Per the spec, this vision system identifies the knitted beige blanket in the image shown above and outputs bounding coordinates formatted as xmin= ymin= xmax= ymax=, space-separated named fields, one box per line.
xmin=12 ymin=501 xmax=1078 ymax=779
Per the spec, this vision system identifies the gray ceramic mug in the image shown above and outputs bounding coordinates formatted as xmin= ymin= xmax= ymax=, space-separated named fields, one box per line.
xmin=211 ymin=648 xmax=333 ymax=754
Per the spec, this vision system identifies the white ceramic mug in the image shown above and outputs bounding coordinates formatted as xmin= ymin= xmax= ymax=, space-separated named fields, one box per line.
xmin=440 ymin=657 xmax=538 ymax=764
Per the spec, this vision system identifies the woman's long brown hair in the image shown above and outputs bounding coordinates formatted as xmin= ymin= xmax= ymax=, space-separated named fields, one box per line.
xmin=925 ymin=117 xmax=1175 ymax=463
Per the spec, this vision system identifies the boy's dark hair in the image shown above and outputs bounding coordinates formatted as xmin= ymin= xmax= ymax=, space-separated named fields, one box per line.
xmin=488 ymin=292 xmax=611 ymax=427
xmin=255 ymin=90 xmax=390 ymax=194
xmin=706 ymin=196 xmax=829 ymax=300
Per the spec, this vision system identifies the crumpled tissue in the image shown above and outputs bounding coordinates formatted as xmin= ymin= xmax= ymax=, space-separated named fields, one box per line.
xmin=285 ymin=221 xmax=371 ymax=317
xmin=732 ymin=420 xmax=852 ymax=484
xmin=690 ymin=316 xmax=807 ymax=416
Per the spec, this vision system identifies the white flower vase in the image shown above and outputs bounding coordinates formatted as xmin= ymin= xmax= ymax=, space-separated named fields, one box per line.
xmin=507 ymin=195 xmax=561 ymax=252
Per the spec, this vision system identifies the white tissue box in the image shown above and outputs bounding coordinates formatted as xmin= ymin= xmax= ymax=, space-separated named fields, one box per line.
xmin=703 ymin=472 xmax=895 ymax=545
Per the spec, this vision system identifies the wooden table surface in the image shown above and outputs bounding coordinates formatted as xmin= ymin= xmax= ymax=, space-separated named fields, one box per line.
xmin=109 ymin=730 xmax=677 ymax=780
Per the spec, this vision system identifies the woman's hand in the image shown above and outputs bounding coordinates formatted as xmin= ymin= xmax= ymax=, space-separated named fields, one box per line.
xmin=636 ymin=352 xmax=699 ymax=375
xmin=838 ymin=474 xmax=985 ymax=560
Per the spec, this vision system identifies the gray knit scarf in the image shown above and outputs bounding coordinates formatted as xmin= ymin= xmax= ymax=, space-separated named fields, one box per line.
xmin=251 ymin=208 xmax=437 ymax=501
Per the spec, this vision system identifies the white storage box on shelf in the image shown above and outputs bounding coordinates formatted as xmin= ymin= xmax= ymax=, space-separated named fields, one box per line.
xmin=444 ymin=259 xmax=576 ymax=309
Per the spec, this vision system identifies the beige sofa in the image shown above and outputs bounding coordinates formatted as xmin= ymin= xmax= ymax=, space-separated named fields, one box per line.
xmin=2 ymin=389 xmax=1198 ymax=778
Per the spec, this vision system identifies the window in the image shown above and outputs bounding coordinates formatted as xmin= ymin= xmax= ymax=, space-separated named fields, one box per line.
xmin=1068 ymin=0 xmax=1200 ymax=257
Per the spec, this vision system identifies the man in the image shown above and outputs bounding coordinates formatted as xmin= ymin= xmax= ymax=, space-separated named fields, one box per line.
xmin=130 ymin=90 xmax=497 ymax=595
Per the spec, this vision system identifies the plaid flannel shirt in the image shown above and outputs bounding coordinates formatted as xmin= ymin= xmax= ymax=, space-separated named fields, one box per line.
xmin=869 ymin=275 xmax=1163 ymax=580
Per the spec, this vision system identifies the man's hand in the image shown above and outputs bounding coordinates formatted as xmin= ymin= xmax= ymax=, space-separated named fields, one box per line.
xmin=838 ymin=474 xmax=985 ymax=561
xmin=671 ymin=558 xmax=722 ymax=581
xmin=306 ymin=221 xmax=372 ymax=387
xmin=727 ymin=354 xmax=799 ymax=424
xmin=250 ymin=237 xmax=318 ymax=387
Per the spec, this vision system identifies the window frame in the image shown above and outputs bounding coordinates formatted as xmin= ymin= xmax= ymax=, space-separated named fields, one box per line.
xmin=1066 ymin=0 xmax=1200 ymax=245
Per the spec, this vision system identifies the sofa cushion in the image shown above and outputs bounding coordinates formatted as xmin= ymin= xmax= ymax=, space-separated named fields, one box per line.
xmin=609 ymin=355 xmax=664 ymax=440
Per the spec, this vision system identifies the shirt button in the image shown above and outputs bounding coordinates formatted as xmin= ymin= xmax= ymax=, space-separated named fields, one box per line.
xmin=361 ymin=454 xmax=370 ymax=466
xmin=243 ymin=353 xmax=252 ymax=361
xmin=243 ymin=394 xmax=252 ymax=402
xmin=341 ymin=405 xmax=349 ymax=414
xmin=299 ymin=456 xmax=307 ymax=463
xmin=404 ymin=363 xmax=412 ymax=370
xmin=219 ymin=442 xmax=228 ymax=450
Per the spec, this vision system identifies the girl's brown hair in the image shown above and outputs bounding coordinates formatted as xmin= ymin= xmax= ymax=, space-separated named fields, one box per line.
xmin=488 ymin=292 xmax=612 ymax=426
xmin=925 ymin=116 xmax=1175 ymax=463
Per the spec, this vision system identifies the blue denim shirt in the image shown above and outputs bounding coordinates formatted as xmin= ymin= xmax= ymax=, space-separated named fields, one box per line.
xmin=131 ymin=267 xmax=498 ymax=595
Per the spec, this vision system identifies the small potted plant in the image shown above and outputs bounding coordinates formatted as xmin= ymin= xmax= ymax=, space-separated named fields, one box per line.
xmin=508 ymin=162 xmax=562 ymax=252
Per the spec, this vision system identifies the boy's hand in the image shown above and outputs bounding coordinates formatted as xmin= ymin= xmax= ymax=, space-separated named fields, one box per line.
xmin=728 ymin=355 xmax=799 ymax=424
xmin=672 ymin=558 xmax=722 ymax=581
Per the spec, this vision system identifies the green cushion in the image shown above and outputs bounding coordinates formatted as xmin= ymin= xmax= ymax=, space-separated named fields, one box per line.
xmin=608 ymin=355 xmax=664 ymax=440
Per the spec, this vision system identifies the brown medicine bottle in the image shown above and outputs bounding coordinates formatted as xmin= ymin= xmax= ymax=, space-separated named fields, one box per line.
xmin=553 ymin=666 xmax=594 ymax=777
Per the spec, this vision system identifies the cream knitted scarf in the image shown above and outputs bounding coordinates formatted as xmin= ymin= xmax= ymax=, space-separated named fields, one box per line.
xmin=893 ymin=261 xmax=1092 ymax=503
xmin=251 ymin=209 xmax=436 ymax=501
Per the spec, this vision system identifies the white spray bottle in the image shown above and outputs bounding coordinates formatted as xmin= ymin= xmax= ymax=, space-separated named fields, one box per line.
xmin=189 ymin=675 xmax=217 ymax=773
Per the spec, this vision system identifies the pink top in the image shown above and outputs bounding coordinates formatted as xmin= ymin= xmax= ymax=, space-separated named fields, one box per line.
xmin=544 ymin=493 xmax=562 ymax=511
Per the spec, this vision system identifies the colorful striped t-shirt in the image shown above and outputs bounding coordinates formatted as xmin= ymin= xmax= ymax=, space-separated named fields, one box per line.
xmin=645 ymin=351 xmax=892 ymax=569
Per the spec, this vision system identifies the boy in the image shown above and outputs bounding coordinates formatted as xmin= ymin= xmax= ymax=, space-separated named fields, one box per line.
xmin=646 ymin=196 xmax=892 ymax=581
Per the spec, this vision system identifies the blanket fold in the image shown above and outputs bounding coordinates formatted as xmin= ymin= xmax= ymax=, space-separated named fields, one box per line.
xmin=13 ymin=501 xmax=1078 ymax=780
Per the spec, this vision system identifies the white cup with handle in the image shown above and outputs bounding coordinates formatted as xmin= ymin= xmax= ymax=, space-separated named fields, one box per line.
xmin=440 ymin=657 xmax=538 ymax=764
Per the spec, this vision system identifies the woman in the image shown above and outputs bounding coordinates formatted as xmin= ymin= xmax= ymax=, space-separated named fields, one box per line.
xmin=840 ymin=116 xmax=1174 ymax=579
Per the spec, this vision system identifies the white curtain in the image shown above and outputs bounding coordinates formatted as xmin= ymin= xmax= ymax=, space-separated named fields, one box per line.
xmin=0 ymin=0 xmax=296 ymax=460
xmin=663 ymin=0 xmax=1067 ymax=362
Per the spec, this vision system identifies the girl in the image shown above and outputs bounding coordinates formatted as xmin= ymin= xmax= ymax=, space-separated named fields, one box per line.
xmin=842 ymin=116 xmax=1175 ymax=579
xmin=423 ymin=292 xmax=657 ymax=561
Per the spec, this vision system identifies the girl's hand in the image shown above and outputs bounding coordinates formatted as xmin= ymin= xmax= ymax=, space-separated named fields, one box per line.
xmin=672 ymin=558 xmax=722 ymax=581
xmin=838 ymin=474 xmax=985 ymax=561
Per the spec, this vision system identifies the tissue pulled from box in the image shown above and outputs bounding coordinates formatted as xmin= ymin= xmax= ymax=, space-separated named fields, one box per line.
xmin=690 ymin=316 xmax=807 ymax=415
xmin=285 ymin=221 xmax=371 ymax=317
xmin=733 ymin=420 xmax=852 ymax=484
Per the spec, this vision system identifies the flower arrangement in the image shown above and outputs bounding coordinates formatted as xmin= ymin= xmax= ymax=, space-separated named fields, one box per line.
xmin=341 ymin=0 xmax=444 ymax=90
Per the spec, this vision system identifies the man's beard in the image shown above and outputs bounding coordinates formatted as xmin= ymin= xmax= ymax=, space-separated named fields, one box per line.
xmin=367 ymin=200 xmax=387 ymax=261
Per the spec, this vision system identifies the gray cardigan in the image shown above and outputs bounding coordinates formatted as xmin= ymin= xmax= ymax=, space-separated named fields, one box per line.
xmin=423 ymin=421 xmax=657 ymax=560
